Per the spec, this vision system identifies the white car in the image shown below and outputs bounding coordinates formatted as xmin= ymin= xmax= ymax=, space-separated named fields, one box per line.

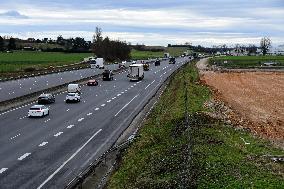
xmin=28 ymin=105 xmax=49 ymax=117
xmin=66 ymin=93 xmax=81 ymax=103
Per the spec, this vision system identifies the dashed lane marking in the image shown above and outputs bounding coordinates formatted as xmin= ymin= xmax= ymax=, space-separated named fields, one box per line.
xmin=107 ymin=100 xmax=111 ymax=103
xmin=78 ymin=118 xmax=85 ymax=122
xmin=39 ymin=142 xmax=48 ymax=147
xmin=18 ymin=153 xmax=31 ymax=161
xmin=37 ymin=129 xmax=102 ymax=189
xmin=67 ymin=125 xmax=75 ymax=129
xmin=10 ymin=133 xmax=21 ymax=140
xmin=101 ymin=104 xmax=106 ymax=107
xmin=0 ymin=168 xmax=8 ymax=174
xmin=54 ymin=132 xmax=63 ymax=137
xmin=87 ymin=113 xmax=93 ymax=116
xmin=95 ymin=108 xmax=100 ymax=111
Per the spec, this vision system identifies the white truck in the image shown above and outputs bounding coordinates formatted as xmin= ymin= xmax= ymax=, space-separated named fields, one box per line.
xmin=127 ymin=64 xmax=144 ymax=81
xmin=90 ymin=58 xmax=105 ymax=69
xmin=67 ymin=84 xmax=81 ymax=94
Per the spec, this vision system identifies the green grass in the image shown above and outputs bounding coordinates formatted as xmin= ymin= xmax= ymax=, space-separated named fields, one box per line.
xmin=0 ymin=51 xmax=92 ymax=73
xmin=107 ymin=63 xmax=284 ymax=188
xmin=210 ymin=55 xmax=284 ymax=68
xmin=131 ymin=47 xmax=189 ymax=60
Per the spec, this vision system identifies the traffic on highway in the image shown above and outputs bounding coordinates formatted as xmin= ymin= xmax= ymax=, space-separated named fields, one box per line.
xmin=0 ymin=57 xmax=191 ymax=188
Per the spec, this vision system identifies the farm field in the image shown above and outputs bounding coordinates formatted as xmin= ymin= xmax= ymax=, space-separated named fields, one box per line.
xmin=0 ymin=51 xmax=92 ymax=73
xmin=131 ymin=47 xmax=188 ymax=60
xmin=210 ymin=55 xmax=284 ymax=68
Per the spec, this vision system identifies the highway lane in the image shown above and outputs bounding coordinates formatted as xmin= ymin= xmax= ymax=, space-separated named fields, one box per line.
xmin=0 ymin=63 xmax=132 ymax=103
xmin=0 ymin=57 xmax=190 ymax=188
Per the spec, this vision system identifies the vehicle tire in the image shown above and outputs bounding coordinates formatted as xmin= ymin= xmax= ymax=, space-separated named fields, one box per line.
xmin=41 ymin=112 xmax=44 ymax=117
xmin=78 ymin=99 xmax=80 ymax=102
xmin=47 ymin=110 xmax=49 ymax=115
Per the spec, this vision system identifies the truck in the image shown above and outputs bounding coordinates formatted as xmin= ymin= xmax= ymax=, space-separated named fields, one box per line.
xmin=90 ymin=58 xmax=105 ymax=69
xmin=127 ymin=64 xmax=144 ymax=81
xmin=67 ymin=84 xmax=81 ymax=94
xmin=164 ymin=53 xmax=170 ymax=58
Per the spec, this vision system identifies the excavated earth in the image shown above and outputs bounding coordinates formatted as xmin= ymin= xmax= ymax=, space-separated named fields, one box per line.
xmin=197 ymin=59 xmax=284 ymax=147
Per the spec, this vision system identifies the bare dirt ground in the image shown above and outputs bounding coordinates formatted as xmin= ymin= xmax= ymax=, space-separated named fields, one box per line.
xmin=197 ymin=59 xmax=284 ymax=146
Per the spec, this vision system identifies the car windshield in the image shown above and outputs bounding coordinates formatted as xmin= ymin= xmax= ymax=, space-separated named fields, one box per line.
xmin=68 ymin=93 xmax=75 ymax=96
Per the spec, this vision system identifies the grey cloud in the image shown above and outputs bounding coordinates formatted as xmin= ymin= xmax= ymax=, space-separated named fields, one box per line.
xmin=0 ymin=10 xmax=29 ymax=19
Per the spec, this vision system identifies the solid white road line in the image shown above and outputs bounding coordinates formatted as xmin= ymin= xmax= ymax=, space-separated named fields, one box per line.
xmin=54 ymin=132 xmax=63 ymax=137
xmin=39 ymin=142 xmax=48 ymax=147
xmin=145 ymin=80 xmax=156 ymax=90
xmin=37 ymin=129 xmax=102 ymax=189
xmin=18 ymin=153 xmax=31 ymax=161
xmin=115 ymin=95 xmax=139 ymax=117
xmin=0 ymin=168 xmax=8 ymax=174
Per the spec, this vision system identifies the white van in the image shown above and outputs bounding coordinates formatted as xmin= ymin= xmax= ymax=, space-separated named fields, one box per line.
xmin=127 ymin=64 xmax=144 ymax=81
xmin=90 ymin=58 xmax=105 ymax=69
xmin=67 ymin=84 xmax=81 ymax=94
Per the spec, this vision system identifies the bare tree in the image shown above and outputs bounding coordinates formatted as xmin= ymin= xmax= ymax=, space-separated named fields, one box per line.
xmin=260 ymin=37 xmax=272 ymax=55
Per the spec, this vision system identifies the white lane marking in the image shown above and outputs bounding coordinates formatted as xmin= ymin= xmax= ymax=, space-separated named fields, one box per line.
xmin=125 ymin=90 xmax=128 ymax=92
xmin=54 ymin=132 xmax=63 ymax=137
xmin=121 ymin=92 xmax=124 ymax=94
xmin=37 ymin=129 xmax=102 ymax=189
xmin=67 ymin=125 xmax=75 ymax=129
xmin=66 ymin=109 xmax=70 ymax=112
xmin=0 ymin=168 xmax=8 ymax=174
xmin=44 ymin=119 xmax=51 ymax=123
xmin=115 ymin=95 xmax=139 ymax=117
xmin=101 ymin=104 xmax=106 ymax=107
xmin=95 ymin=108 xmax=100 ymax=111
xmin=78 ymin=118 xmax=85 ymax=122
xmin=18 ymin=153 xmax=31 ymax=161
xmin=117 ymin=94 xmax=121 ymax=96
xmin=107 ymin=100 xmax=111 ymax=103
xmin=145 ymin=80 xmax=156 ymax=90
xmin=10 ymin=133 xmax=21 ymax=140
xmin=87 ymin=113 xmax=93 ymax=116
xmin=39 ymin=142 xmax=48 ymax=147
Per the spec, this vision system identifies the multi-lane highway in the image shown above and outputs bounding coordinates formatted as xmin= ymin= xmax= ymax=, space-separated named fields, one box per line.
xmin=0 ymin=57 xmax=189 ymax=188
xmin=0 ymin=63 xmax=131 ymax=103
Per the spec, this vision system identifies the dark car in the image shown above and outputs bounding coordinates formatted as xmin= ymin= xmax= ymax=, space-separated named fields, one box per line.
xmin=102 ymin=70 xmax=114 ymax=81
xmin=87 ymin=79 xmax=98 ymax=86
xmin=169 ymin=57 xmax=176 ymax=64
xmin=155 ymin=60 xmax=160 ymax=66
xmin=143 ymin=63 xmax=150 ymax=71
xmin=38 ymin=93 xmax=55 ymax=104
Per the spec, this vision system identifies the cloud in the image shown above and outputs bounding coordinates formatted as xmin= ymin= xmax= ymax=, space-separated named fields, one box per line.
xmin=0 ymin=10 xmax=28 ymax=19
xmin=0 ymin=0 xmax=283 ymax=46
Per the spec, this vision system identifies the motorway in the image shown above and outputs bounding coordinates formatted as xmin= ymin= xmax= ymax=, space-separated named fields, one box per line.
xmin=0 ymin=57 xmax=189 ymax=188
xmin=0 ymin=63 xmax=130 ymax=103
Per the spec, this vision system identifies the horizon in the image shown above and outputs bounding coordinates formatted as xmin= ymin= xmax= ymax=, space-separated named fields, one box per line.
xmin=0 ymin=0 xmax=284 ymax=46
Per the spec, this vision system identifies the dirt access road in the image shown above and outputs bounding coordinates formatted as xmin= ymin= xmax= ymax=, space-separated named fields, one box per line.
xmin=197 ymin=58 xmax=284 ymax=144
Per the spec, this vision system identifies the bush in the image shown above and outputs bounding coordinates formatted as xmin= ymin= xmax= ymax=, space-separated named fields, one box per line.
xmin=24 ymin=67 xmax=36 ymax=72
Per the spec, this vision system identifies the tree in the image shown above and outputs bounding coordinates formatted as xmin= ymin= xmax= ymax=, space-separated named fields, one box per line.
xmin=0 ymin=36 xmax=4 ymax=51
xmin=260 ymin=37 xmax=272 ymax=55
xmin=8 ymin=37 xmax=16 ymax=50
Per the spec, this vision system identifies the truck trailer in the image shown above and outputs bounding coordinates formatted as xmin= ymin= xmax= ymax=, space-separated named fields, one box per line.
xmin=127 ymin=64 xmax=144 ymax=81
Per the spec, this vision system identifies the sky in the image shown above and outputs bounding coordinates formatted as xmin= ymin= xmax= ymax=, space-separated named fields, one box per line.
xmin=0 ymin=0 xmax=284 ymax=47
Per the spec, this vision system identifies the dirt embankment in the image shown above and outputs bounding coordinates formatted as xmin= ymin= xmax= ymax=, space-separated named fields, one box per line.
xmin=197 ymin=59 xmax=284 ymax=146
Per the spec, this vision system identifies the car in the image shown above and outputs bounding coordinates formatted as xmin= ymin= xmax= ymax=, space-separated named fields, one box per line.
xmin=132 ymin=60 xmax=137 ymax=64
xmin=155 ymin=59 xmax=161 ymax=66
xmin=102 ymin=70 xmax=114 ymax=81
xmin=66 ymin=93 xmax=81 ymax=103
xmin=37 ymin=93 xmax=55 ymax=104
xmin=169 ymin=57 xmax=176 ymax=64
xmin=87 ymin=79 xmax=98 ymax=86
xmin=28 ymin=105 xmax=49 ymax=117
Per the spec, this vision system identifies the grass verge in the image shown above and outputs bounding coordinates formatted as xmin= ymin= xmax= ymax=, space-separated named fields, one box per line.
xmin=210 ymin=56 xmax=284 ymax=68
xmin=107 ymin=63 xmax=284 ymax=188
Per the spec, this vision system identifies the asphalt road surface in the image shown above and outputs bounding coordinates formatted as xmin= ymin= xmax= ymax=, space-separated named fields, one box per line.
xmin=0 ymin=57 xmax=190 ymax=188
xmin=0 ymin=63 xmax=131 ymax=103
